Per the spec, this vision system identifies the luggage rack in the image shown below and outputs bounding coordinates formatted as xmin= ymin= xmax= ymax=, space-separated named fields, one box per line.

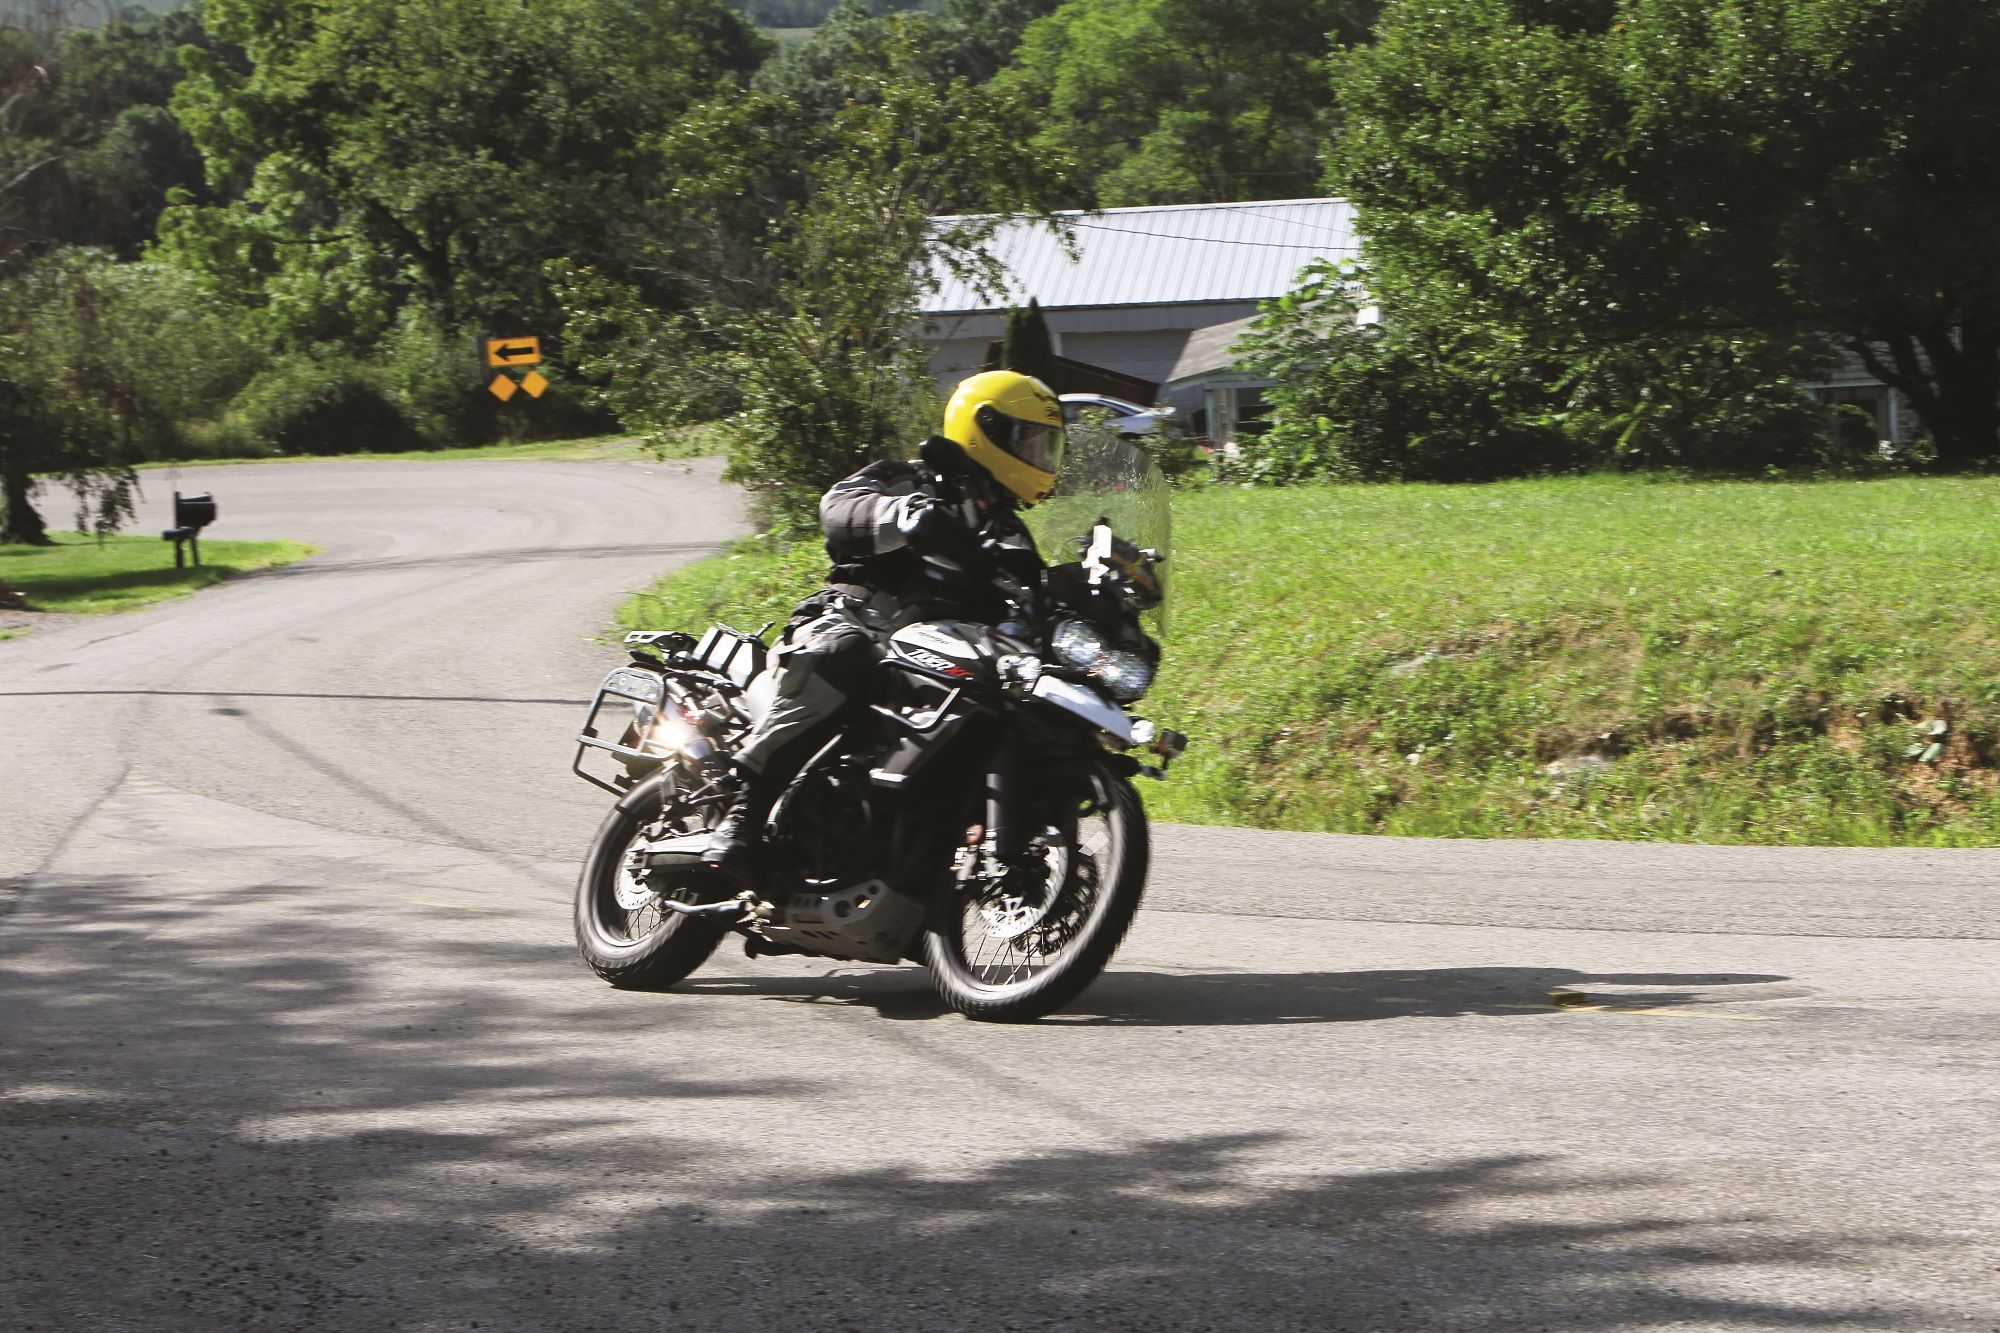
xmin=571 ymin=626 xmax=769 ymax=794
xmin=572 ymin=661 xmax=675 ymax=795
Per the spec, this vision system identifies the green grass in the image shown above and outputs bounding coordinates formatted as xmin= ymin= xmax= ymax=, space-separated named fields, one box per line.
xmin=619 ymin=474 xmax=2000 ymax=847
xmin=0 ymin=532 xmax=318 ymax=615
xmin=619 ymin=532 xmax=829 ymax=638
xmin=139 ymin=425 xmax=723 ymax=470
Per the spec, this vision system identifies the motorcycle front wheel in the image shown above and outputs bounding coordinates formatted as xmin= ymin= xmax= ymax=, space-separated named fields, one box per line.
xmin=922 ymin=765 xmax=1149 ymax=1022
xmin=574 ymin=772 xmax=726 ymax=990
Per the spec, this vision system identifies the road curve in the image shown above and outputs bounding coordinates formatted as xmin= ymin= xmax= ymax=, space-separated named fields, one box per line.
xmin=3 ymin=458 xmax=1997 ymax=1331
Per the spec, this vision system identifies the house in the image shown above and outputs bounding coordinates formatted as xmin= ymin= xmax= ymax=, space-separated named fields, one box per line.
xmin=923 ymin=196 xmax=1914 ymax=452
xmin=1813 ymin=348 xmax=1912 ymax=446
xmin=1157 ymin=313 xmax=1269 ymax=444
xmin=919 ymin=198 xmax=1357 ymax=429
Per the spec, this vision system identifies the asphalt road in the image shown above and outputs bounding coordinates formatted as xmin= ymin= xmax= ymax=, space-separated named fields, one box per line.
xmin=3 ymin=459 xmax=1997 ymax=1332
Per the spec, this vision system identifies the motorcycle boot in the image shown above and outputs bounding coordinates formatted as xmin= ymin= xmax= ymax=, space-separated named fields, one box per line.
xmin=704 ymin=762 xmax=778 ymax=879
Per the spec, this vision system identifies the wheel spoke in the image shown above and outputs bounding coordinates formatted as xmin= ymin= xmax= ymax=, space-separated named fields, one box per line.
xmin=954 ymin=788 xmax=1127 ymax=989
xmin=597 ymin=801 xmax=704 ymax=947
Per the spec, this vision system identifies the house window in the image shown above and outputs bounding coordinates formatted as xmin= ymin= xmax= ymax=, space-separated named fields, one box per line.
xmin=1817 ymin=385 xmax=1889 ymax=437
xmin=1236 ymin=390 xmax=1273 ymax=439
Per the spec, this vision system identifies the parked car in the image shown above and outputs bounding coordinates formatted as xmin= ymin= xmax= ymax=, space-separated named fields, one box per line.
xmin=1059 ymin=393 xmax=1178 ymax=438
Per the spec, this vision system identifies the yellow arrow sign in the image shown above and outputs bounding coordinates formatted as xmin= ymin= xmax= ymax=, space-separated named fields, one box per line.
xmin=485 ymin=336 xmax=541 ymax=368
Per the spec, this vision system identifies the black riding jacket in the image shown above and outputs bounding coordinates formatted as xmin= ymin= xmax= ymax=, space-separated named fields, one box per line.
xmin=817 ymin=450 xmax=1041 ymax=611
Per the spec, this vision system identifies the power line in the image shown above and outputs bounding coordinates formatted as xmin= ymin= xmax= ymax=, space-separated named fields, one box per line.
xmin=1068 ymin=218 xmax=1362 ymax=252
xmin=1191 ymin=202 xmax=1359 ymax=239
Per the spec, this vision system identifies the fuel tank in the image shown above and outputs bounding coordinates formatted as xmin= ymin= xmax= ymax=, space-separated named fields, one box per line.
xmin=886 ymin=620 xmax=993 ymax=685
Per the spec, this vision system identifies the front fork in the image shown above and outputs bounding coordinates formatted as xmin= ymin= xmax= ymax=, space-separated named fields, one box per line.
xmin=983 ymin=728 xmax=1029 ymax=863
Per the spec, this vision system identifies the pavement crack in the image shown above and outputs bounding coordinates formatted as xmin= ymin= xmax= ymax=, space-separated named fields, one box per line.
xmin=220 ymin=710 xmax=571 ymax=890
xmin=29 ymin=762 xmax=136 ymax=880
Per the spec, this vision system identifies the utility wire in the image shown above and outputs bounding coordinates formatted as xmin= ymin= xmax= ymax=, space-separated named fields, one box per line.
xmin=1068 ymin=218 xmax=1362 ymax=252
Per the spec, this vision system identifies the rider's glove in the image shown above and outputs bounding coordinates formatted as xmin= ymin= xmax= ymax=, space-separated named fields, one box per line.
xmin=895 ymin=495 xmax=989 ymax=572
xmin=992 ymin=542 xmax=1043 ymax=587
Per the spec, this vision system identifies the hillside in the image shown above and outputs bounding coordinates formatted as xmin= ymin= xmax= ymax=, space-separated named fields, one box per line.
xmin=624 ymin=474 xmax=2000 ymax=846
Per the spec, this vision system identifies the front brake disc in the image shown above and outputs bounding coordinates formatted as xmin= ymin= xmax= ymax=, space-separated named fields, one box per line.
xmin=977 ymin=893 xmax=1043 ymax=941
xmin=616 ymin=850 xmax=657 ymax=912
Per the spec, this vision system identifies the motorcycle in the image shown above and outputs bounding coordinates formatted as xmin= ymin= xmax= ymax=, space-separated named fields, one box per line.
xmin=567 ymin=435 xmax=1186 ymax=1021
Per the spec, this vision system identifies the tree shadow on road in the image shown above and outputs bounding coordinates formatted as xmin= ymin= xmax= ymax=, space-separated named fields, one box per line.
xmin=0 ymin=872 xmax=1933 ymax=1332
xmin=681 ymin=963 xmax=1798 ymax=1027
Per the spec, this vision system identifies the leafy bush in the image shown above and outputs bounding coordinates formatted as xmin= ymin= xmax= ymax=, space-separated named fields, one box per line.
xmin=227 ymin=355 xmax=429 ymax=456
xmin=1066 ymin=405 xmax=1206 ymax=485
xmin=1237 ymin=261 xmax=1878 ymax=484
xmin=378 ymin=308 xmax=487 ymax=449
xmin=558 ymin=20 xmax=1077 ymax=530
xmin=1234 ymin=264 xmax=1578 ymax=483
xmin=1558 ymin=336 xmax=1848 ymax=474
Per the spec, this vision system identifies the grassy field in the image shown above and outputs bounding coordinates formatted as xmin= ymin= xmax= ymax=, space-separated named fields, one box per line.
xmin=623 ymin=474 xmax=2000 ymax=847
xmin=1 ymin=532 xmax=318 ymax=616
xmin=140 ymin=425 xmax=723 ymax=470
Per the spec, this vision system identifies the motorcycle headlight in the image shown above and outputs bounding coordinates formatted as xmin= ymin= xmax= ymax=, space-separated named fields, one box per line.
xmin=1051 ymin=619 xmax=1108 ymax=672
xmin=1094 ymin=648 xmax=1155 ymax=702
xmin=1050 ymin=619 xmax=1155 ymax=702
xmin=632 ymin=702 xmax=701 ymax=758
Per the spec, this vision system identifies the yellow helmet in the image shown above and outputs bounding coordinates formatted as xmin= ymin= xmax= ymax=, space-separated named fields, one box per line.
xmin=941 ymin=370 xmax=1066 ymax=506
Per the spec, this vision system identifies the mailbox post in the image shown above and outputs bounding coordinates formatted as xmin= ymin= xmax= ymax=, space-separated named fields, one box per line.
xmin=165 ymin=492 xmax=218 ymax=568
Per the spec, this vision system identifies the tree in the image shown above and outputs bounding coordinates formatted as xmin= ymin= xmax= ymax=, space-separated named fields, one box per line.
xmin=1329 ymin=0 xmax=2000 ymax=465
xmin=753 ymin=0 xmax=1058 ymax=108
xmin=752 ymin=0 xmax=908 ymax=119
xmin=0 ymin=252 xmax=152 ymax=544
xmin=558 ymin=18 xmax=1080 ymax=526
xmin=1003 ymin=0 xmax=1377 ymax=206
xmin=1 ymin=2 xmax=220 ymax=541
xmin=928 ymin=0 xmax=1066 ymax=82
xmin=1000 ymin=297 xmax=1060 ymax=388
xmin=0 ymin=3 xmax=218 ymax=274
xmin=166 ymin=0 xmax=769 ymax=352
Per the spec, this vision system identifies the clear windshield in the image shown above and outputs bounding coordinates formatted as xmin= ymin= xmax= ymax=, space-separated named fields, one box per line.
xmin=1027 ymin=430 xmax=1174 ymax=638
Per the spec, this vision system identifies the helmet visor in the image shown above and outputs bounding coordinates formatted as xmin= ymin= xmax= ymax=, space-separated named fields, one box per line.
xmin=975 ymin=404 xmax=1066 ymax=475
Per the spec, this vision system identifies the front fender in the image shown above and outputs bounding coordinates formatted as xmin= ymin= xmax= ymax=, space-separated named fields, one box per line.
xmin=1029 ymin=674 xmax=1133 ymax=745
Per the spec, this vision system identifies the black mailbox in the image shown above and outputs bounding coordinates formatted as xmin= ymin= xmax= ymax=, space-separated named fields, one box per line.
xmin=165 ymin=491 xmax=218 ymax=569
xmin=174 ymin=492 xmax=218 ymax=530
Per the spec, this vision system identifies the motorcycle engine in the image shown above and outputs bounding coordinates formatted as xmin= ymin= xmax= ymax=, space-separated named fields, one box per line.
xmin=761 ymin=764 xmax=923 ymax=964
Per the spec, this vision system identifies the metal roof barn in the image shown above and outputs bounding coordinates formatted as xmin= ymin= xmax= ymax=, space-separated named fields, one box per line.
xmin=924 ymin=198 xmax=1357 ymax=313
xmin=918 ymin=198 xmax=1358 ymax=397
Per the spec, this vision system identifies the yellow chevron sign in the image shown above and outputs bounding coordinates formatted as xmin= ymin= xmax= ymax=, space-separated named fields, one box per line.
xmin=485 ymin=336 xmax=541 ymax=368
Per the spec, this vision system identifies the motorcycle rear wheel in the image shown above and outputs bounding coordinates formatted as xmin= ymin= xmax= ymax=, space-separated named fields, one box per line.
xmin=574 ymin=772 xmax=726 ymax=990
xmin=922 ymin=766 xmax=1148 ymax=1022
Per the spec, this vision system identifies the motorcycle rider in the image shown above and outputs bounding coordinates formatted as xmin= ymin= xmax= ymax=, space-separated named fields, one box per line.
xmin=704 ymin=369 xmax=1067 ymax=874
